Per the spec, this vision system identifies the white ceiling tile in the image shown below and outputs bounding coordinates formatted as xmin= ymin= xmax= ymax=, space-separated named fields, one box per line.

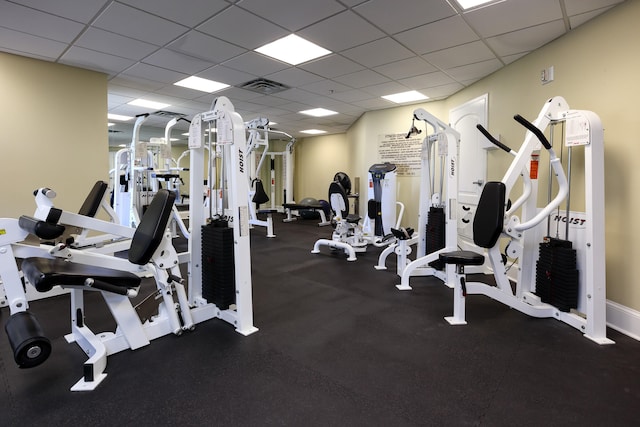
xmin=298 ymin=54 xmax=366 ymax=78
xmin=333 ymin=69 xmax=389 ymax=88
xmin=327 ymin=89 xmax=374 ymax=103
xmin=236 ymin=0 xmax=346 ymax=32
xmin=211 ymin=87 xmax=264 ymax=102
xmin=109 ymin=75 xmax=166 ymax=92
xmin=119 ymin=0 xmax=229 ymax=27
xmin=445 ymin=58 xmax=502 ymax=81
xmin=197 ymin=65 xmax=258 ymax=86
xmin=374 ymin=57 xmax=437 ymax=80
xmin=362 ymin=81 xmax=410 ymax=97
xmin=121 ymin=63 xmax=187 ymax=83
xmin=399 ymin=71 xmax=456 ymax=89
xmin=10 ymin=0 xmax=108 ymax=23
xmin=142 ymin=49 xmax=213 ymax=75
xmin=198 ymin=7 xmax=287 ymax=50
xmin=299 ymin=80 xmax=354 ymax=96
xmin=395 ymin=15 xmax=479 ymax=54
xmin=421 ymin=82 xmax=464 ymax=99
xmin=93 ymin=2 xmax=188 ymax=45
xmin=424 ymin=41 xmax=496 ymax=70
xmin=108 ymin=93 xmax=135 ymax=106
xmin=269 ymin=88 xmax=317 ymax=104
xmin=569 ymin=8 xmax=615 ymax=29
xmin=486 ymin=20 xmax=566 ymax=57
xmin=341 ymin=38 xmax=415 ymax=68
xmin=223 ymin=52 xmax=289 ymax=76
xmin=75 ymin=28 xmax=159 ymax=60
xmin=168 ymin=31 xmax=246 ymax=64
xmin=0 ymin=2 xmax=85 ymax=43
xmin=352 ymin=97 xmax=393 ymax=110
xmin=248 ymin=95 xmax=291 ymax=107
xmin=354 ymin=0 xmax=456 ymax=34
xmin=0 ymin=27 xmax=67 ymax=59
xmin=502 ymin=52 xmax=529 ymax=65
xmin=152 ymin=85 xmax=203 ymax=100
xmin=564 ymin=0 xmax=624 ymax=16
xmin=299 ymin=10 xmax=386 ymax=52
xmin=266 ymin=68 xmax=324 ymax=87
xmin=463 ymin=0 xmax=563 ymax=38
xmin=60 ymin=46 xmax=136 ymax=75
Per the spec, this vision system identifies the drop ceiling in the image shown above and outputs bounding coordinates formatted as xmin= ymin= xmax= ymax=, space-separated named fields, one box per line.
xmin=0 ymin=0 xmax=625 ymax=145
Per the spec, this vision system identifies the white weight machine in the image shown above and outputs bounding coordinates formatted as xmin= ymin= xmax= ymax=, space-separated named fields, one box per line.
xmin=437 ymin=96 xmax=612 ymax=344
xmin=0 ymin=97 xmax=258 ymax=391
xmin=375 ymin=109 xmax=460 ymax=291
xmin=312 ymin=165 xmax=400 ymax=261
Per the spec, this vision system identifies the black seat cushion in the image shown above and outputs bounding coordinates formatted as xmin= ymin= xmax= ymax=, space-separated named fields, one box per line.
xmin=439 ymin=250 xmax=485 ymax=266
xmin=328 ymin=181 xmax=350 ymax=217
xmin=21 ymin=257 xmax=141 ymax=293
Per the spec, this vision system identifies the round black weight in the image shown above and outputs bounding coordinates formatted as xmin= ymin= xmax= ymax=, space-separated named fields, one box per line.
xmin=5 ymin=311 xmax=52 ymax=368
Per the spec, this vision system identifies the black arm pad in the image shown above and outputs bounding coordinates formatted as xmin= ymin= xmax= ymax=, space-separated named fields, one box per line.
xmin=18 ymin=216 xmax=65 ymax=240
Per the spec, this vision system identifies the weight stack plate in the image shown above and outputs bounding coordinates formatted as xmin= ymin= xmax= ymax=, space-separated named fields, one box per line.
xmin=535 ymin=238 xmax=579 ymax=312
xmin=426 ymin=207 xmax=445 ymax=269
xmin=202 ymin=223 xmax=236 ymax=310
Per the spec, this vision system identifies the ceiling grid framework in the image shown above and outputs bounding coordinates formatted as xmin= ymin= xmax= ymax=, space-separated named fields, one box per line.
xmin=0 ymin=0 xmax=626 ymax=144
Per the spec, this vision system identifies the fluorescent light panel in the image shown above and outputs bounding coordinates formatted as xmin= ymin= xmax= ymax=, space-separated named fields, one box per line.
xmin=174 ymin=76 xmax=229 ymax=93
xmin=382 ymin=90 xmax=428 ymax=104
xmin=299 ymin=108 xmax=338 ymax=117
xmin=128 ymin=98 xmax=170 ymax=109
xmin=300 ymin=129 xmax=326 ymax=135
xmin=108 ymin=113 xmax=133 ymax=121
xmin=456 ymin=0 xmax=499 ymax=10
xmin=255 ymin=34 xmax=331 ymax=65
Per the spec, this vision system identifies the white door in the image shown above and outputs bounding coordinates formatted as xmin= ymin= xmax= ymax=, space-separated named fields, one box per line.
xmin=449 ymin=94 xmax=488 ymax=246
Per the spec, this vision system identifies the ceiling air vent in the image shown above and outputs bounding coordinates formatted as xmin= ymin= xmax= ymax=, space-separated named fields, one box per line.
xmin=152 ymin=110 xmax=187 ymax=118
xmin=240 ymin=78 xmax=290 ymax=95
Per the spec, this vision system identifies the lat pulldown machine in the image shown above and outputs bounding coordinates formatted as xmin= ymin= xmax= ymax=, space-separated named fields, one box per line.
xmin=375 ymin=108 xmax=460 ymax=291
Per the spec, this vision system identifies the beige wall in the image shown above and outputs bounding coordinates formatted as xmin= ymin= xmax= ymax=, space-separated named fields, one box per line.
xmin=1 ymin=53 xmax=108 ymax=219
xmin=296 ymin=1 xmax=639 ymax=310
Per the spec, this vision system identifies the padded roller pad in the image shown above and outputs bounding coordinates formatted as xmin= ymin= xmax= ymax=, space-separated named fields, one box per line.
xmin=18 ymin=216 xmax=65 ymax=240
xmin=21 ymin=257 xmax=141 ymax=293
xmin=439 ymin=250 xmax=485 ymax=266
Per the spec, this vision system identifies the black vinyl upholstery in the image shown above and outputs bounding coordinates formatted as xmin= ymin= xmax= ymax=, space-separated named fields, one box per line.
xmin=128 ymin=189 xmax=176 ymax=265
xmin=472 ymin=181 xmax=506 ymax=249
xmin=328 ymin=181 xmax=349 ymax=217
xmin=22 ymin=189 xmax=175 ymax=295
xmin=77 ymin=181 xmax=108 ymax=217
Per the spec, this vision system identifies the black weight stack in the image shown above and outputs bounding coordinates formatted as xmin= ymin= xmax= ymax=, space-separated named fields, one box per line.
xmin=426 ymin=206 xmax=446 ymax=269
xmin=535 ymin=237 xmax=579 ymax=312
xmin=202 ymin=220 xmax=236 ymax=310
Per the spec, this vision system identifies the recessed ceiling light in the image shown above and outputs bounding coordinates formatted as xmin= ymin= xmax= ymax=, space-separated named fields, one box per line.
xmin=108 ymin=113 xmax=133 ymax=121
xmin=299 ymin=108 xmax=338 ymax=117
xmin=255 ymin=34 xmax=331 ymax=65
xmin=382 ymin=90 xmax=429 ymax=104
xmin=456 ymin=0 xmax=502 ymax=10
xmin=128 ymin=98 xmax=170 ymax=109
xmin=300 ymin=129 xmax=327 ymax=135
xmin=108 ymin=122 xmax=115 ymax=127
xmin=174 ymin=76 xmax=229 ymax=93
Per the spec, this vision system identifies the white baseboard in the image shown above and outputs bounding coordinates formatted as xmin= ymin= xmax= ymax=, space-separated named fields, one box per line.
xmin=607 ymin=300 xmax=640 ymax=341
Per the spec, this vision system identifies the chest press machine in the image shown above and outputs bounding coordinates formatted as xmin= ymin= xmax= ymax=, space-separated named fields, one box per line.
xmin=1 ymin=96 xmax=258 ymax=391
xmin=438 ymin=96 xmax=612 ymax=344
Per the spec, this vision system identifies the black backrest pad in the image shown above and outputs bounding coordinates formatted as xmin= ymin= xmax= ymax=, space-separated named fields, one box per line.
xmin=128 ymin=189 xmax=176 ymax=265
xmin=328 ymin=181 xmax=349 ymax=217
xmin=472 ymin=181 xmax=506 ymax=248
xmin=78 ymin=181 xmax=108 ymax=217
